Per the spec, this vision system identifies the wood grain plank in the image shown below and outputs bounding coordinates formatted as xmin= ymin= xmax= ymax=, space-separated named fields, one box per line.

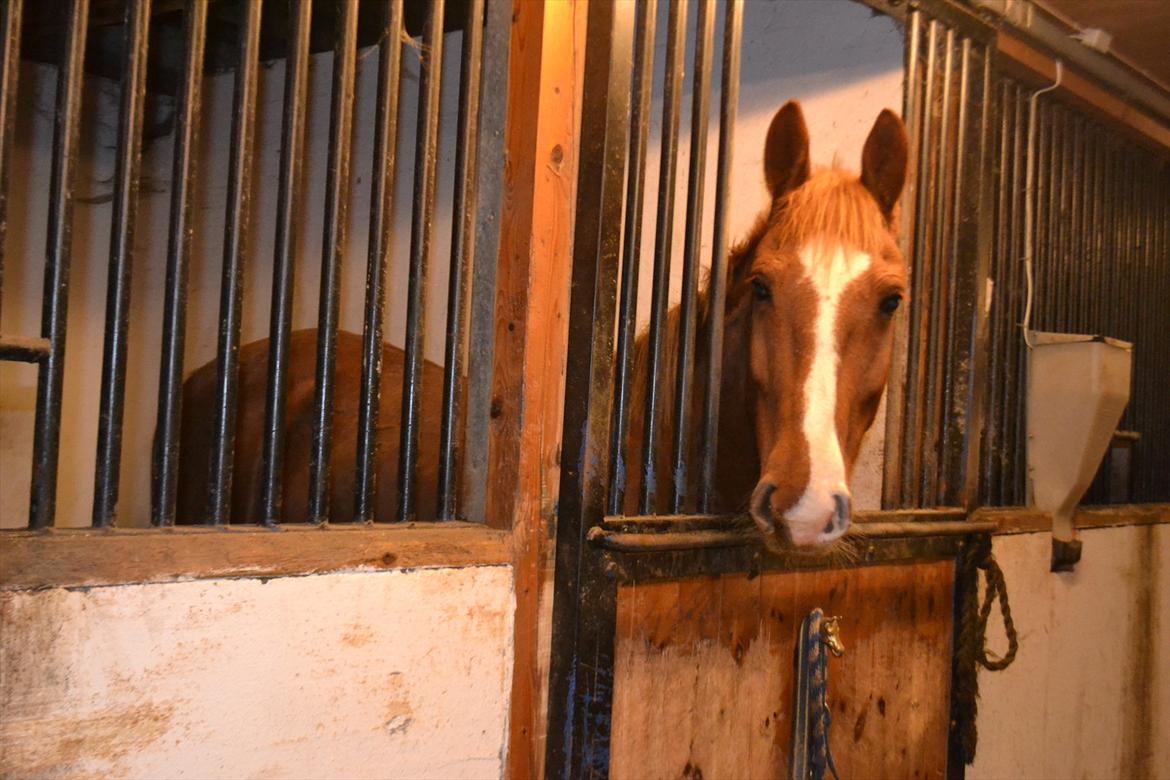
xmin=0 ymin=524 xmax=511 ymax=590
xmin=610 ymin=563 xmax=955 ymax=778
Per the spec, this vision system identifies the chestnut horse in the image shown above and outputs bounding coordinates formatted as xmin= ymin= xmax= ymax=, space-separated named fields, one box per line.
xmin=172 ymin=101 xmax=907 ymax=546
xmin=624 ymin=101 xmax=908 ymax=547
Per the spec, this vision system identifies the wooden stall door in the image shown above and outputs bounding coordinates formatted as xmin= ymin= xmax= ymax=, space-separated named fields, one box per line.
xmin=609 ymin=561 xmax=954 ymax=780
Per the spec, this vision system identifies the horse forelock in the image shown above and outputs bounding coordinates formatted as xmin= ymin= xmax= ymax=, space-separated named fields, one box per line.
xmin=772 ymin=168 xmax=892 ymax=256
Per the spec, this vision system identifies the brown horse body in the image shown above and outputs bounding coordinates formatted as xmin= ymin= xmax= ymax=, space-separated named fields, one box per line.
xmin=173 ymin=329 xmax=446 ymax=523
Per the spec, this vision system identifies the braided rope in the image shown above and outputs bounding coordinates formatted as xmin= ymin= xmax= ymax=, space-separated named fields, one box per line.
xmin=952 ymin=534 xmax=1020 ymax=765
xmin=805 ymin=610 xmax=840 ymax=780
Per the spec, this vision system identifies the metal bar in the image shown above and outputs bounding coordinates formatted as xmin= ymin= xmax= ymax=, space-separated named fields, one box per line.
xmin=460 ymin=0 xmax=512 ymax=522
xmin=397 ymin=0 xmax=446 ymax=521
xmin=938 ymin=34 xmax=969 ymax=503
xmin=606 ymin=0 xmax=657 ymax=516
xmin=0 ymin=0 xmax=23 ymax=320
xmin=29 ymin=0 xmax=90 ymax=529
xmin=669 ymin=0 xmax=715 ymax=513
xmin=698 ymin=0 xmax=742 ymax=514
xmin=259 ymin=0 xmax=313 ymax=525
xmin=437 ymin=0 xmax=485 ymax=521
xmin=206 ymin=0 xmax=262 ymax=525
xmin=152 ymin=0 xmax=207 ymax=527
xmin=355 ymin=0 xmax=405 ymax=523
xmin=638 ymin=0 xmax=687 ymax=514
xmin=884 ymin=8 xmax=922 ymax=509
xmin=92 ymin=0 xmax=152 ymax=528
xmin=920 ymin=24 xmax=955 ymax=506
xmin=588 ymin=519 xmax=1000 ymax=552
xmin=981 ymin=79 xmax=1010 ymax=505
xmin=1005 ymin=83 xmax=1027 ymax=505
xmin=0 ymin=335 xmax=50 ymax=363
xmin=901 ymin=17 xmax=939 ymax=508
xmin=307 ymin=0 xmax=360 ymax=523
xmin=545 ymin=1 xmax=633 ymax=774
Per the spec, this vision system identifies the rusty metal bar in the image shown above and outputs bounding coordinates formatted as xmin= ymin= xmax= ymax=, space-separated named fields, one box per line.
xmin=92 ymin=0 xmax=153 ymax=528
xmin=698 ymin=0 xmax=742 ymax=514
xmin=669 ymin=0 xmax=715 ymax=513
xmin=437 ymin=0 xmax=485 ymax=521
xmin=259 ymin=0 xmax=313 ymax=525
xmin=152 ymin=0 xmax=207 ymax=526
xmin=29 ymin=0 xmax=90 ymax=529
xmin=307 ymin=0 xmax=360 ymax=524
xmin=207 ymin=0 xmax=262 ymax=525
xmin=397 ymin=0 xmax=446 ymax=521
xmin=355 ymin=0 xmax=405 ymax=523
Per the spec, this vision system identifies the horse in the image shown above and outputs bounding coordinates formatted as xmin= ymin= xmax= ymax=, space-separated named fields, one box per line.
xmin=623 ymin=100 xmax=908 ymax=548
xmin=171 ymin=100 xmax=907 ymax=546
xmin=170 ymin=329 xmax=447 ymax=523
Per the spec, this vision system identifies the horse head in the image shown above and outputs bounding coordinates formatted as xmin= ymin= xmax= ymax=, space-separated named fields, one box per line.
xmin=726 ymin=101 xmax=909 ymax=547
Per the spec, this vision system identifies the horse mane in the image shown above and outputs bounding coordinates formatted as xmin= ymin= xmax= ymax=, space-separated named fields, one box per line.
xmin=622 ymin=167 xmax=886 ymax=513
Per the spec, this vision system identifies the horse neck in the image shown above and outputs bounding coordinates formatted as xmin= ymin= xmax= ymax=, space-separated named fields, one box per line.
xmin=622 ymin=289 xmax=756 ymax=515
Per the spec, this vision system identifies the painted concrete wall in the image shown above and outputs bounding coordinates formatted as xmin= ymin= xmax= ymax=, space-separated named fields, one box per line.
xmin=0 ymin=565 xmax=514 ymax=779
xmin=635 ymin=0 xmax=904 ymax=509
xmin=971 ymin=524 xmax=1170 ymax=780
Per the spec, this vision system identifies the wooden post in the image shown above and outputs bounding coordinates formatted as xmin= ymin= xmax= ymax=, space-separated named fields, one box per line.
xmin=490 ymin=1 xmax=586 ymax=776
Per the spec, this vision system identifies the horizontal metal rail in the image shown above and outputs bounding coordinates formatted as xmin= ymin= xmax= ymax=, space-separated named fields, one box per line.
xmin=0 ymin=335 xmax=51 ymax=363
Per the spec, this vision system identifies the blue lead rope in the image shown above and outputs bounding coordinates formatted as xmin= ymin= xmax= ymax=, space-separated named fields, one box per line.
xmin=790 ymin=608 xmax=842 ymax=780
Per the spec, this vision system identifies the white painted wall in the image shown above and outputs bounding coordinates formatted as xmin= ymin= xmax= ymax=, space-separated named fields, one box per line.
xmin=635 ymin=0 xmax=904 ymax=509
xmin=1 ymin=33 xmax=467 ymax=528
xmin=971 ymin=524 xmax=1170 ymax=779
xmin=0 ymin=565 xmax=515 ymax=779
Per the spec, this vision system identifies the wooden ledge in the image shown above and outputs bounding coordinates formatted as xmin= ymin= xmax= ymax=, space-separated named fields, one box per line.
xmin=973 ymin=504 xmax=1170 ymax=535
xmin=0 ymin=523 xmax=512 ymax=591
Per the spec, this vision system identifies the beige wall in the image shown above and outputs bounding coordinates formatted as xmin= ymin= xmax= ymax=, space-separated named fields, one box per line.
xmin=971 ymin=524 xmax=1170 ymax=779
xmin=1 ymin=565 xmax=514 ymax=779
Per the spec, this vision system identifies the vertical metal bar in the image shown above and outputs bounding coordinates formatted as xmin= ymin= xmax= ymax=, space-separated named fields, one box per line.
xmin=29 ymin=0 xmax=90 ymax=529
xmin=207 ymin=0 xmax=262 ymax=525
xmin=1009 ymin=85 xmax=1028 ymax=504
xmin=92 ymin=0 xmax=152 ymax=527
xmin=258 ymin=0 xmax=313 ymax=525
xmin=607 ymin=0 xmax=658 ymax=516
xmin=355 ymin=0 xmax=404 ymax=523
xmin=901 ymin=17 xmax=938 ymax=508
xmin=669 ymin=0 xmax=715 ymax=513
xmin=460 ymin=0 xmax=513 ymax=522
xmin=0 ymin=0 xmax=23 ymax=318
xmin=884 ymin=8 xmax=922 ymax=509
xmin=698 ymin=0 xmax=742 ymax=514
xmin=152 ymin=0 xmax=207 ymax=526
xmin=307 ymin=0 xmax=360 ymax=523
xmin=546 ymin=1 xmax=632 ymax=772
xmin=981 ymin=79 xmax=1010 ymax=505
xmin=437 ymin=0 xmax=485 ymax=520
xmin=397 ymin=0 xmax=446 ymax=521
xmin=920 ymin=25 xmax=954 ymax=505
xmin=938 ymin=34 xmax=968 ymax=503
xmin=638 ymin=0 xmax=687 ymax=514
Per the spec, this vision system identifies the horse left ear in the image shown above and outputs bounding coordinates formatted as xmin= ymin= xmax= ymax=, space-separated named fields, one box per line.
xmin=860 ymin=109 xmax=908 ymax=218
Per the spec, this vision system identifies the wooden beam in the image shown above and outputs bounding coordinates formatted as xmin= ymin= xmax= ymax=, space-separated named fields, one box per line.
xmin=975 ymin=503 xmax=1170 ymax=535
xmin=996 ymin=31 xmax=1170 ymax=153
xmin=489 ymin=0 xmax=585 ymax=777
xmin=0 ymin=524 xmax=511 ymax=591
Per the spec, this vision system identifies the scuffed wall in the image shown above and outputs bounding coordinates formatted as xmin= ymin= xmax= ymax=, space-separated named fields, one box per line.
xmin=1 ymin=565 xmax=514 ymax=780
xmin=970 ymin=524 xmax=1170 ymax=780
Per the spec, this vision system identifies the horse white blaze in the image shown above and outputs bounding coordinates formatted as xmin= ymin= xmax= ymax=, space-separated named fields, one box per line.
xmin=786 ymin=241 xmax=872 ymax=545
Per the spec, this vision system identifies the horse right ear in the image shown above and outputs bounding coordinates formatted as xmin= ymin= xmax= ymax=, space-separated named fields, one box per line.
xmin=764 ymin=101 xmax=811 ymax=200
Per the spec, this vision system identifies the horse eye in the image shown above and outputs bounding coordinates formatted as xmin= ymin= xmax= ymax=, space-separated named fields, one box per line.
xmin=879 ymin=293 xmax=902 ymax=316
xmin=752 ymin=278 xmax=771 ymax=302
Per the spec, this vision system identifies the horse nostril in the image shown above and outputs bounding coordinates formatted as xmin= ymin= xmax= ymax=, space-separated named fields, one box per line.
xmin=751 ymin=483 xmax=777 ymax=532
xmin=832 ymin=492 xmax=851 ymax=526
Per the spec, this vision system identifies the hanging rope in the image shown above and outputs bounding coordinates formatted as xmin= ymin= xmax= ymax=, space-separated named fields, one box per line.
xmin=952 ymin=534 xmax=1020 ymax=765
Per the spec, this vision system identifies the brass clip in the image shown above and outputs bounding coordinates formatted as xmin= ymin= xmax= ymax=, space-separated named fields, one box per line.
xmin=820 ymin=616 xmax=845 ymax=657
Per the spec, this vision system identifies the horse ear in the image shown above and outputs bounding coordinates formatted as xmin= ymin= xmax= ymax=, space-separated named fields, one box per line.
xmin=764 ymin=101 xmax=811 ymax=200
xmin=860 ymin=109 xmax=908 ymax=218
